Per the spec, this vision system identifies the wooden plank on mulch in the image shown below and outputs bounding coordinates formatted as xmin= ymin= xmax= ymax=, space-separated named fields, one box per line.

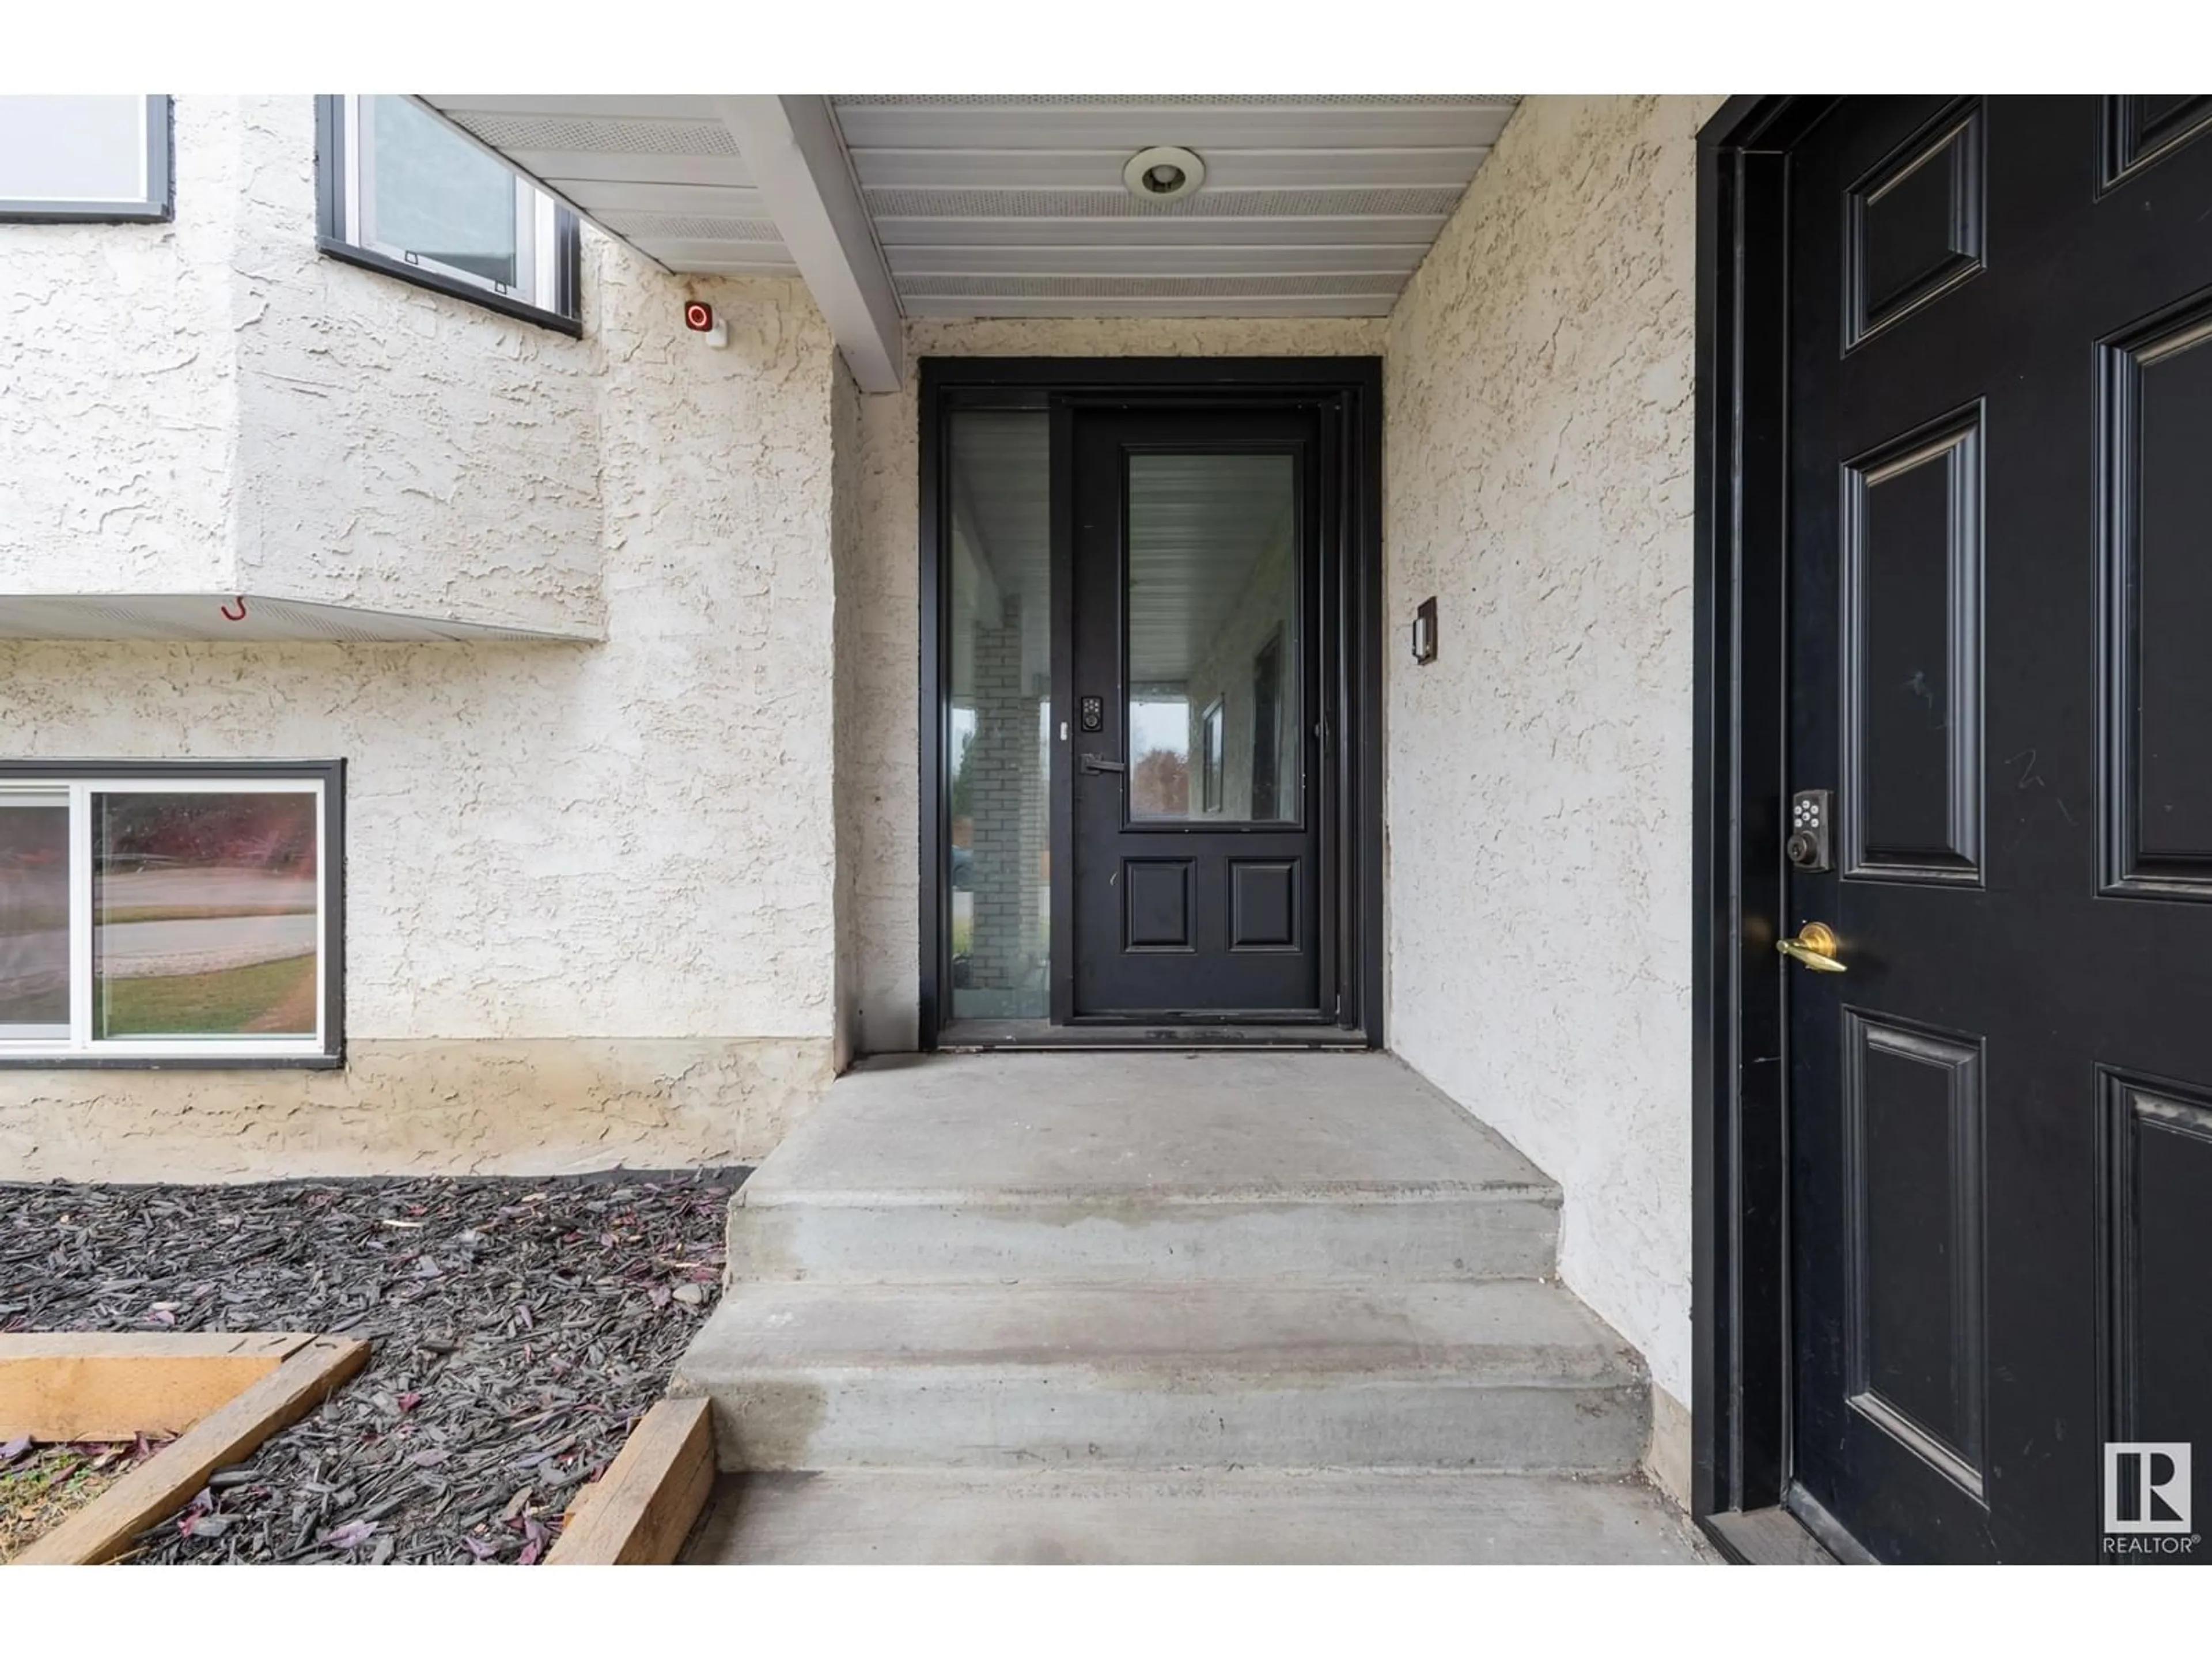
xmin=8 ymin=1336 xmax=370 ymax=1566
xmin=545 ymin=1397 xmax=714 ymax=1565
xmin=0 ymin=1332 xmax=314 ymax=1442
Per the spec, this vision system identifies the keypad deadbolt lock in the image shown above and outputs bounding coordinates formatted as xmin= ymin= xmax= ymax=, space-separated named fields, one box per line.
xmin=1080 ymin=695 xmax=1104 ymax=733
xmin=1787 ymin=789 xmax=1833 ymax=873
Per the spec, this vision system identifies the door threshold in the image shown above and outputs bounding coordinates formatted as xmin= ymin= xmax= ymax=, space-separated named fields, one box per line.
xmin=936 ymin=1018 xmax=1372 ymax=1051
xmin=1699 ymin=1506 xmax=1839 ymax=1566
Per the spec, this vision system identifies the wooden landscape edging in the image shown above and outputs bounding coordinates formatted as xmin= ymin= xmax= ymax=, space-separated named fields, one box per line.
xmin=6 ymin=1334 xmax=370 ymax=1566
xmin=0 ymin=1331 xmax=317 ymax=1443
xmin=545 ymin=1396 xmax=714 ymax=1565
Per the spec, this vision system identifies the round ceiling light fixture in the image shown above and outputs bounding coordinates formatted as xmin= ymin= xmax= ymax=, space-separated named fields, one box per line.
xmin=1123 ymin=144 xmax=1206 ymax=203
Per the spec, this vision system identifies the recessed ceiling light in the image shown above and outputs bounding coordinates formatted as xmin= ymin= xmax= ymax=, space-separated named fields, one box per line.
xmin=1123 ymin=145 xmax=1206 ymax=203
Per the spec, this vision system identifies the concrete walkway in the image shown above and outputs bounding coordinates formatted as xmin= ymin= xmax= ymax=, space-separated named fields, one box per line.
xmin=687 ymin=1468 xmax=1711 ymax=1565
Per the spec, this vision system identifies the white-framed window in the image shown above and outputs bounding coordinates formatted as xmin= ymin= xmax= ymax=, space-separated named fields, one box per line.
xmin=0 ymin=95 xmax=171 ymax=222
xmin=0 ymin=764 xmax=343 ymax=1066
xmin=315 ymin=94 xmax=578 ymax=334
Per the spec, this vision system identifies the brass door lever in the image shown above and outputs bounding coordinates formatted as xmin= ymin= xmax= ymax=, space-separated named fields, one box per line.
xmin=1777 ymin=921 xmax=1847 ymax=973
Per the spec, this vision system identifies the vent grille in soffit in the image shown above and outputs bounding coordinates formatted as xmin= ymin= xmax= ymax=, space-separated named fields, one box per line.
xmin=454 ymin=113 xmax=741 ymax=157
xmin=596 ymin=213 xmax=784 ymax=242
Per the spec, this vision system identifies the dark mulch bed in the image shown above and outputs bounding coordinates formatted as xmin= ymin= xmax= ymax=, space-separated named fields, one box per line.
xmin=0 ymin=1169 xmax=744 ymax=1565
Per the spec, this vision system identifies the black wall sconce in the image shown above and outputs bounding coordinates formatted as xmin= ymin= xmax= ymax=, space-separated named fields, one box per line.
xmin=1411 ymin=596 xmax=1438 ymax=664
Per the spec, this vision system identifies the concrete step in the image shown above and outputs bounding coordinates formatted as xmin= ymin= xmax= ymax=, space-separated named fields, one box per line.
xmin=670 ymin=1278 xmax=1648 ymax=1473
xmin=729 ymin=1051 xmax=1560 ymax=1282
xmin=683 ymin=1468 xmax=1715 ymax=1564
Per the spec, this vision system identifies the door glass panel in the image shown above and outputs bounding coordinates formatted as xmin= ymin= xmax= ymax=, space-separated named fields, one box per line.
xmin=0 ymin=792 xmax=70 ymax=1037
xmin=1126 ymin=452 xmax=1300 ymax=823
xmin=946 ymin=411 xmax=1051 ymax=1020
xmin=92 ymin=793 xmax=319 ymax=1039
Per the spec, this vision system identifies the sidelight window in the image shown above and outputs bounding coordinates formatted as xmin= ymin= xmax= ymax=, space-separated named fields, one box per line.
xmin=944 ymin=410 xmax=1053 ymax=1020
xmin=0 ymin=764 xmax=342 ymax=1064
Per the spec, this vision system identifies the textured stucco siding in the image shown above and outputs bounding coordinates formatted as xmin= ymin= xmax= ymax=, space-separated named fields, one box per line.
xmin=1 ymin=98 xmax=844 ymax=1179
xmin=230 ymin=99 xmax=604 ymax=637
xmin=0 ymin=1040 xmax=826 ymax=1183
xmin=0 ymin=96 xmax=603 ymax=638
xmin=1382 ymin=94 xmax=1723 ymax=1411
xmin=846 ymin=316 xmax=1387 ymax=1050
xmin=0 ymin=99 xmax=244 ymax=594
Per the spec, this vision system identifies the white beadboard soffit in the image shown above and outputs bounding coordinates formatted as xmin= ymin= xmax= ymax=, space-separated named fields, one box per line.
xmin=421 ymin=96 xmax=799 ymax=276
xmin=421 ymin=94 xmax=1518 ymax=324
xmin=840 ymin=96 xmax=1514 ymax=318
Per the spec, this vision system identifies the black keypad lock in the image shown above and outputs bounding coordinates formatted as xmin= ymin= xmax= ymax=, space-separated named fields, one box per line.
xmin=1787 ymin=789 xmax=1834 ymax=872
xmin=1080 ymin=695 xmax=1104 ymax=733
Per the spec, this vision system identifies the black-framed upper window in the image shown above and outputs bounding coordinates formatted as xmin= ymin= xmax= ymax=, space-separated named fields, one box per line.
xmin=0 ymin=762 xmax=344 ymax=1067
xmin=0 ymin=96 xmax=171 ymax=222
xmin=315 ymin=95 xmax=579 ymax=335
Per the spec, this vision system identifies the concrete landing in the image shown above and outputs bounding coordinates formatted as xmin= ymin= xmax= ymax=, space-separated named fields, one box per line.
xmin=731 ymin=1051 xmax=1561 ymax=1282
xmin=683 ymin=1468 xmax=1714 ymax=1565
xmin=753 ymin=1051 xmax=1551 ymax=1198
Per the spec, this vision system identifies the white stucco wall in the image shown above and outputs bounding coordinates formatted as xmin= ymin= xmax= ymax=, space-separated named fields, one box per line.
xmin=230 ymin=99 xmax=604 ymax=635
xmin=1382 ymin=94 xmax=1722 ymax=1412
xmin=0 ymin=100 xmax=244 ymax=594
xmin=1 ymin=98 xmax=844 ymax=1179
xmin=0 ymin=96 xmax=603 ymax=638
xmin=846 ymin=316 xmax=1387 ymax=1052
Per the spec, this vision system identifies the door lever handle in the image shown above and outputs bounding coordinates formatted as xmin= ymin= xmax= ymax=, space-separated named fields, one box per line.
xmin=1777 ymin=921 xmax=1847 ymax=973
xmin=1080 ymin=753 xmax=1127 ymax=774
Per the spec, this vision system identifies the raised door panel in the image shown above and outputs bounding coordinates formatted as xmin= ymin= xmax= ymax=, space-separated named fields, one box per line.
xmin=2101 ymin=95 xmax=2212 ymax=187
xmin=1842 ymin=407 xmax=1984 ymax=884
xmin=1843 ymin=1012 xmax=1989 ymax=1500
xmin=1846 ymin=101 xmax=1986 ymax=349
xmin=2101 ymin=301 xmax=2212 ymax=898
xmin=1122 ymin=859 xmax=1194 ymax=952
xmin=2101 ymin=1073 xmax=2212 ymax=1453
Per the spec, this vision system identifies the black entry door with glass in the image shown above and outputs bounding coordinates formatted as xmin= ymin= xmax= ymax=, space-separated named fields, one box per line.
xmin=927 ymin=359 xmax=1380 ymax=1045
xmin=1062 ymin=407 xmax=1324 ymax=1021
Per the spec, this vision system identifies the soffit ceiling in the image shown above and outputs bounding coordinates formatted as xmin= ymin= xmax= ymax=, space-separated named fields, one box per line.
xmin=422 ymin=94 xmax=1517 ymax=318
xmin=834 ymin=95 xmax=1514 ymax=317
xmin=421 ymin=95 xmax=799 ymax=277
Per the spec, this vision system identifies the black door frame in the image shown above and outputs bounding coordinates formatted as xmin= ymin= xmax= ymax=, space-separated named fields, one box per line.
xmin=917 ymin=356 xmax=1385 ymax=1052
xmin=1691 ymin=94 xmax=1880 ymax=1563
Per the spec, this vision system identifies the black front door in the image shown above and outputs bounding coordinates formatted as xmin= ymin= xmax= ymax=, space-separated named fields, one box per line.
xmin=1064 ymin=407 xmax=1325 ymax=1021
xmin=1785 ymin=96 xmax=2212 ymax=1562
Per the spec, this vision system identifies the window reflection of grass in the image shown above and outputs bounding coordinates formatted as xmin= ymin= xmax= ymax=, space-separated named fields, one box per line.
xmin=98 ymin=953 xmax=316 ymax=1037
xmin=98 ymin=905 xmax=317 ymax=925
